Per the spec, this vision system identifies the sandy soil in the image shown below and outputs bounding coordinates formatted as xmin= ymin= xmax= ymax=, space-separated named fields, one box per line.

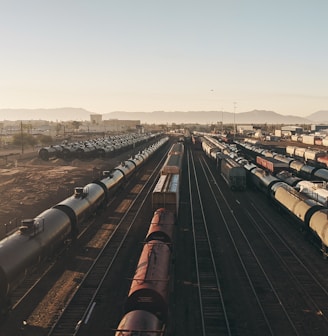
xmin=0 ymin=150 xmax=129 ymax=239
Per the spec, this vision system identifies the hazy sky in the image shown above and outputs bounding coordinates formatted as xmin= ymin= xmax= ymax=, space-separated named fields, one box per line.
xmin=1 ymin=1 xmax=327 ymax=117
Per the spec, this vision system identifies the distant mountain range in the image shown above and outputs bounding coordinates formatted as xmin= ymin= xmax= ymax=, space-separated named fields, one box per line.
xmin=0 ymin=108 xmax=327 ymax=124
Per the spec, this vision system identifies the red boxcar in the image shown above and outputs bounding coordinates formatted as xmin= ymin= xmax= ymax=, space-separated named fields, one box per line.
xmin=256 ymin=156 xmax=289 ymax=174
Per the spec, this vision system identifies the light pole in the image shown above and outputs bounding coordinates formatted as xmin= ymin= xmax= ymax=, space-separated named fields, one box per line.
xmin=20 ymin=121 xmax=24 ymax=154
xmin=233 ymin=102 xmax=237 ymax=137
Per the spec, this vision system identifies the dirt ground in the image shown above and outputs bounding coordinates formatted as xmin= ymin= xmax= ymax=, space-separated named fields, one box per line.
xmin=0 ymin=148 xmax=134 ymax=239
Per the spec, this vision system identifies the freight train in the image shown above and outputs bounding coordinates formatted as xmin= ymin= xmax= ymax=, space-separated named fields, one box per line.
xmin=286 ymin=145 xmax=328 ymax=168
xmin=152 ymin=142 xmax=184 ymax=214
xmin=219 ymin=142 xmax=328 ymax=256
xmin=201 ymin=136 xmax=246 ymax=190
xmin=248 ymin=167 xmax=328 ymax=257
xmin=115 ymin=209 xmax=175 ymax=334
xmin=0 ymin=137 xmax=169 ymax=316
xmin=115 ymin=143 xmax=182 ymax=334
xmin=236 ymin=141 xmax=328 ymax=183
xmin=38 ymin=132 xmax=158 ymax=161
xmin=197 ymin=138 xmax=328 ymax=257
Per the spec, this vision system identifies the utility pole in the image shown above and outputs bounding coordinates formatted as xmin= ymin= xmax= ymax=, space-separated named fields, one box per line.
xmin=233 ymin=102 xmax=237 ymax=137
xmin=20 ymin=121 xmax=24 ymax=154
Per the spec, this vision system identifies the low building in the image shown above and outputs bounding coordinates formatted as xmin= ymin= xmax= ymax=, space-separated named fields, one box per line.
xmin=237 ymin=125 xmax=254 ymax=134
xmin=281 ymin=126 xmax=303 ymax=136
xmin=102 ymin=119 xmax=141 ymax=132
xmin=311 ymin=124 xmax=328 ymax=132
xmin=90 ymin=114 xmax=102 ymax=124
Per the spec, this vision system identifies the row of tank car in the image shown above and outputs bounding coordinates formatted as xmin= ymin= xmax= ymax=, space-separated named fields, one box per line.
xmin=244 ymin=163 xmax=328 ymax=257
xmin=290 ymin=134 xmax=328 ymax=147
xmin=236 ymin=141 xmax=328 ymax=183
xmin=201 ymin=135 xmax=246 ymax=190
xmin=38 ymin=132 xmax=159 ymax=161
xmin=236 ymin=141 xmax=328 ymax=210
xmin=151 ymin=142 xmax=184 ymax=214
xmin=0 ymin=137 xmax=169 ymax=316
xmin=115 ymin=144 xmax=182 ymax=335
xmin=115 ymin=208 xmax=175 ymax=335
xmin=233 ymin=140 xmax=328 ymax=257
xmin=198 ymin=136 xmax=328 ymax=257
xmin=285 ymin=145 xmax=328 ymax=168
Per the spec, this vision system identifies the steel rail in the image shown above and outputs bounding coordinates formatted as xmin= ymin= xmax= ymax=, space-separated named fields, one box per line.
xmin=200 ymin=155 xmax=299 ymax=335
xmin=247 ymin=203 xmax=328 ymax=325
xmin=47 ymin=149 xmax=169 ymax=336
xmin=187 ymin=148 xmax=232 ymax=336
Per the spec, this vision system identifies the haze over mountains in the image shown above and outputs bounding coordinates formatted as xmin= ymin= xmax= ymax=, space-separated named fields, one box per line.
xmin=0 ymin=108 xmax=327 ymax=124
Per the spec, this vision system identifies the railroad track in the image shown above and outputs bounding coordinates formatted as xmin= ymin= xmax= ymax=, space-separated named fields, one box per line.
xmin=186 ymin=148 xmax=232 ymax=336
xmin=244 ymin=199 xmax=328 ymax=331
xmin=199 ymin=154 xmax=328 ymax=335
xmin=0 ymin=141 xmax=172 ymax=336
xmin=47 ymin=149 xmax=169 ymax=336
xmin=199 ymin=155 xmax=298 ymax=334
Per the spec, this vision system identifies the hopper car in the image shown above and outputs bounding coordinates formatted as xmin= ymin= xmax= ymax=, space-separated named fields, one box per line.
xmin=0 ymin=137 xmax=169 ymax=316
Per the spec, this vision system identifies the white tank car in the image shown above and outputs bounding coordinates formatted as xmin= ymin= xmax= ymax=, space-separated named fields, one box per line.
xmin=296 ymin=181 xmax=328 ymax=207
